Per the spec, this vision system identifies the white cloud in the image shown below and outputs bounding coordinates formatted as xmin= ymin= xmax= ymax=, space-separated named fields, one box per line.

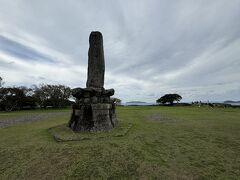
xmin=0 ymin=0 xmax=240 ymax=102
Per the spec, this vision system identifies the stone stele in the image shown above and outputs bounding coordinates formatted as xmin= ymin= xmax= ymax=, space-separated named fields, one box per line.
xmin=86 ymin=31 xmax=105 ymax=88
xmin=68 ymin=31 xmax=117 ymax=131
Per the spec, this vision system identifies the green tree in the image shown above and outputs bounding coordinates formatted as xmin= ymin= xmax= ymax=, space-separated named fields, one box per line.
xmin=156 ymin=94 xmax=182 ymax=105
xmin=111 ymin=97 xmax=122 ymax=105
xmin=0 ymin=87 xmax=27 ymax=111
xmin=0 ymin=77 xmax=4 ymax=88
xmin=33 ymin=84 xmax=72 ymax=108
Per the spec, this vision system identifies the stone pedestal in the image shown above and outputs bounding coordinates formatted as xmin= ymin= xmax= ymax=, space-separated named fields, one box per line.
xmin=68 ymin=88 xmax=117 ymax=131
xmin=69 ymin=103 xmax=116 ymax=131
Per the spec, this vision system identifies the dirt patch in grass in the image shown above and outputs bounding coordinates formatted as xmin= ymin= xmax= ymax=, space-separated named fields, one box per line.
xmin=0 ymin=112 xmax=70 ymax=128
xmin=146 ymin=113 xmax=178 ymax=121
xmin=48 ymin=121 xmax=132 ymax=142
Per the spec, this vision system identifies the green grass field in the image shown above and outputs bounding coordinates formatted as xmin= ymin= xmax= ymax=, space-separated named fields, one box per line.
xmin=0 ymin=106 xmax=239 ymax=179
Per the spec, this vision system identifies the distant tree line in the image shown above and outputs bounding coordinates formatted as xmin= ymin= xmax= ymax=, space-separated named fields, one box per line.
xmin=0 ymin=77 xmax=72 ymax=111
xmin=0 ymin=77 xmax=122 ymax=111
xmin=156 ymin=94 xmax=236 ymax=108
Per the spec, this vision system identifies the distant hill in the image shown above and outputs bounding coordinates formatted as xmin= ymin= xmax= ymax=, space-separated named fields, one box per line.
xmin=224 ymin=100 xmax=240 ymax=104
xmin=224 ymin=100 xmax=240 ymax=106
xmin=126 ymin=101 xmax=147 ymax=104
xmin=124 ymin=101 xmax=155 ymax=106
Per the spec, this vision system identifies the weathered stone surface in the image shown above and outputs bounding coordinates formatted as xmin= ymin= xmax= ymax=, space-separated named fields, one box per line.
xmin=68 ymin=103 xmax=117 ymax=131
xmin=69 ymin=105 xmax=94 ymax=131
xmin=72 ymin=87 xmax=114 ymax=99
xmin=102 ymin=89 xmax=114 ymax=97
xmin=86 ymin=31 xmax=105 ymax=88
xmin=68 ymin=31 xmax=117 ymax=132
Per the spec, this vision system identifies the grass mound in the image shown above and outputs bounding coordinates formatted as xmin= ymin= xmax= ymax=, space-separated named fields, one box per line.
xmin=48 ymin=121 xmax=132 ymax=142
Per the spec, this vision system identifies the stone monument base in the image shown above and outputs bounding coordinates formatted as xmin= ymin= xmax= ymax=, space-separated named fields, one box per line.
xmin=68 ymin=88 xmax=117 ymax=132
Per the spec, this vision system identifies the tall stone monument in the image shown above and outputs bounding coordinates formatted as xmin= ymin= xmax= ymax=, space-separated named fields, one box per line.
xmin=68 ymin=31 xmax=117 ymax=131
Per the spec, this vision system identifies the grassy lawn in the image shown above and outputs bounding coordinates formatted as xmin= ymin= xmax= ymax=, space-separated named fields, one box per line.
xmin=0 ymin=106 xmax=239 ymax=179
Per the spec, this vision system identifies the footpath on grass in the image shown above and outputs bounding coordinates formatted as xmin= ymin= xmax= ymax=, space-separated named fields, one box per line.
xmin=0 ymin=111 xmax=70 ymax=128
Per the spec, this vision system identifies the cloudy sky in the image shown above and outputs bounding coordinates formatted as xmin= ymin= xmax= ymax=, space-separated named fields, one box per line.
xmin=0 ymin=0 xmax=240 ymax=102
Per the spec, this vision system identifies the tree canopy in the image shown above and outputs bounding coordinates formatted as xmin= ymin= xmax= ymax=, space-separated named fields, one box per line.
xmin=0 ymin=77 xmax=4 ymax=87
xmin=33 ymin=84 xmax=72 ymax=108
xmin=156 ymin=94 xmax=182 ymax=105
xmin=111 ymin=97 xmax=121 ymax=105
xmin=0 ymin=77 xmax=72 ymax=111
